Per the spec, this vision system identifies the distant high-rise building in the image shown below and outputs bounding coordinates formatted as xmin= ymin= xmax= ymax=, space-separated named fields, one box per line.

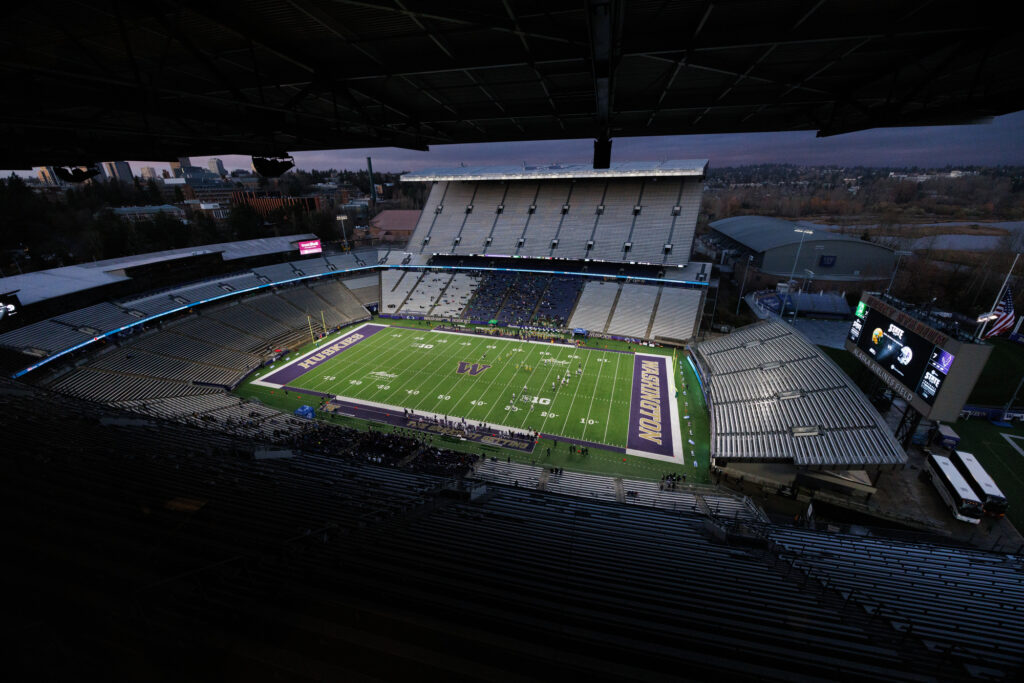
xmin=100 ymin=161 xmax=134 ymax=184
xmin=37 ymin=166 xmax=61 ymax=186
xmin=170 ymin=157 xmax=192 ymax=178
xmin=208 ymin=158 xmax=227 ymax=176
xmin=140 ymin=166 xmax=157 ymax=180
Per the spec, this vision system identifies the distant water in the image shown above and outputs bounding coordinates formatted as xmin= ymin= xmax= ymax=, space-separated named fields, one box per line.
xmin=798 ymin=220 xmax=1024 ymax=251
xmin=802 ymin=220 xmax=1024 ymax=232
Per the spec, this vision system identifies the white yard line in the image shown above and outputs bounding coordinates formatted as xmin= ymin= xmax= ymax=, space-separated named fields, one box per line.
xmin=557 ymin=348 xmax=594 ymax=435
xmin=479 ymin=341 xmax=552 ymax=424
xmin=302 ymin=329 xmax=411 ymax=395
xmin=523 ymin=345 xmax=573 ymax=432
xmin=602 ymin=352 xmax=624 ymax=443
xmin=579 ymin=348 xmax=606 ymax=441
xmin=423 ymin=335 xmax=509 ymax=416
xmin=661 ymin=355 xmax=685 ymax=462
xmin=405 ymin=335 xmax=490 ymax=411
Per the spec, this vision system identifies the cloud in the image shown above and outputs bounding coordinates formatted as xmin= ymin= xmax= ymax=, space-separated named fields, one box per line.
xmin=8 ymin=111 xmax=1023 ymax=178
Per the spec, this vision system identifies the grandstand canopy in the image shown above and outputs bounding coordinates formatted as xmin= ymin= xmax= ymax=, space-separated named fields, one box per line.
xmin=402 ymin=160 xmax=708 ymax=182
xmin=0 ymin=234 xmax=317 ymax=305
xmin=3 ymin=1 xmax=1023 ymax=168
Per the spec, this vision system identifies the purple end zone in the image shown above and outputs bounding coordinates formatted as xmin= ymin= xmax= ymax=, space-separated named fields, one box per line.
xmin=262 ymin=324 xmax=386 ymax=385
xmin=627 ymin=355 xmax=675 ymax=456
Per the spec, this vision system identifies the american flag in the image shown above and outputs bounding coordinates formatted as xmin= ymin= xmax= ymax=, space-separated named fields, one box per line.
xmin=985 ymin=286 xmax=1016 ymax=338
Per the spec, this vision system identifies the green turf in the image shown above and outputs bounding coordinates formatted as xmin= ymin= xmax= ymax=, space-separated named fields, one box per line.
xmin=967 ymin=337 xmax=1024 ymax=408
xmin=951 ymin=418 xmax=1024 ymax=531
xmin=287 ymin=325 xmax=637 ymax=447
xmin=236 ymin=318 xmax=711 ymax=483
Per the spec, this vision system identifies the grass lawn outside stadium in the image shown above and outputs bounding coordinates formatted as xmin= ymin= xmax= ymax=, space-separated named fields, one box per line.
xmin=237 ymin=317 xmax=711 ymax=483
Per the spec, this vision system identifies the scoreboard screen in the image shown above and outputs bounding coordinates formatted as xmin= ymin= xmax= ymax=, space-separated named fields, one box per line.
xmin=0 ymin=292 xmax=19 ymax=323
xmin=849 ymin=302 xmax=955 ymax=405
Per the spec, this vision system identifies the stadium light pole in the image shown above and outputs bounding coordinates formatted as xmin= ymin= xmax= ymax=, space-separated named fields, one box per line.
xmin=787 ymin=228 xmax=813 ymax=322
xmin=736 ymin=254 xmax=754 ymax=316
xmin=336 ymin=214 xmax=349 ymax=250
xmin=885 ymin=250 xmax=913 ymax=297
xmin=793 ymin=269 xmax=814 ymax=321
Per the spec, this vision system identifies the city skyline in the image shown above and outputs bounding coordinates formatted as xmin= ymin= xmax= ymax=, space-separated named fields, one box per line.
xmin=7 ymin=110 xmax=1024 ymax=180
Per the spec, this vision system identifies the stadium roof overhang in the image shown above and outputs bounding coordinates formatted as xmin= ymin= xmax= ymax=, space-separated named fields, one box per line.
xmin=401 ymin=160 xmax=708 ymax=182
xmin=3 ymin=1 xmax=1023 ymax=169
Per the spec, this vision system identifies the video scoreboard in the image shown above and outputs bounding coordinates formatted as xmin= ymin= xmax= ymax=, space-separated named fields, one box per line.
xmin=848 ymin=301 xmax=955 ymax=405
xmin=845 ymin=295 xmax=991 ymax=422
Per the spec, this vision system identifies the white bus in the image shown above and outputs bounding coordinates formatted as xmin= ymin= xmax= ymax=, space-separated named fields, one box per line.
xmin=925 ymin=451 xmax=983 ymax=524
xmin=951 ymin=450 xmax=1008 ymax=518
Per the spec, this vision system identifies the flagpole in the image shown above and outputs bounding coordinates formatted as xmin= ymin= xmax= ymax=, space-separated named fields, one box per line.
xmin=978 ymin=252 xmax=1020 ymax=339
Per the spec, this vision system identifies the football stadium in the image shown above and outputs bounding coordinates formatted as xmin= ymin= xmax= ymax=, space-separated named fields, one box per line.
xmin=3 ymin=3 xmax=1024 ymax=682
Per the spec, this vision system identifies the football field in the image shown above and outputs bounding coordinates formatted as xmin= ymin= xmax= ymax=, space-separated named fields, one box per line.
xmin=252 ymin=323 xmax=683 ymax=461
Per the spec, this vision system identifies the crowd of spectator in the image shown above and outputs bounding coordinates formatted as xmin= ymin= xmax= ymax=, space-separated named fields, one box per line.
xmin=532 ymin=276 xmax=582 ymax=328
xmin=497 ymin=273 xmax=548 ymax=325
xmin=661 ymin=472 xmax=688 ymax=489
xmin=463 ymin=272 xmax=515 ymax=320
xmin=277 ymin=421 xmax=480 ymax=477
xmin=455 ymin=272 xmax=583 ymax=330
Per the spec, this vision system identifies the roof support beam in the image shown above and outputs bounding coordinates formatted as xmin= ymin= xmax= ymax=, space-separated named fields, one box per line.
xmin=645 ymin=1 xmax=714 ymax=128
xmin=586 ymin=0 xmax=620 ymax=167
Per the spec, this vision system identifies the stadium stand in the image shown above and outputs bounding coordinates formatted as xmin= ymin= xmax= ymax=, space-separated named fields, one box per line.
xmin=663 ymin=177 xmax=703 ymax=264
xmin=252 ymin=261 xmax=301 ymax=282
xmin=495 ymin=273 xmax=548 ymax=325
xmin=172 ymin=315 xmax=269 ymax=354
xmin=41 ymin=282 xmax=370 ymax=408
xmin=0 ymin=319 xmax=94 ymax=355
xmin=115 ymin=291 xmax=184 ymax=317
xmin=430 ymin=273 xmax=479 ymax=317
xmin=769 ymin=526 xmax=1024 ymax=676
xmin=88 ymin=347 xmax=242 ymax=386
xmin=534 ymin=275 xmax=583 ymax=328
xmin=51 ymin=302 xmax=139 ymax=334
xmin=606 ymin=283 xmax=659 ymax=338
xmin=552 ymin=179 xmax=606 ymax=259
xmin=277 ymin=284 xmax=351 ymax=329
xmin=419 ymin=182 xmax=476 ymax=251
xmin=543 ymin=468 xmax=619 ymax=501
xmin=310 ymin=279 xmax=372 ymax=321
xmin=460 ymin=271 xmax=510 ymax=321
xmin=207 ymin=301 xmax=293 ymax=339
xmin=9 ymin=370 xmax=1017 ymax=682
xmin=516 ymin=181 xmax=571 ymax=256
xmin=625 ymin=177 xmax=683 ymax=263
xmin=403 ymin=162 xmax=705 ymax=267
xmin=290 ymin=256 xmax=333 ymax=277
xmin=486 ymin=181 xmax=538 ymax=254
xmin=380 ymin=269 xmax=421 ymax=314
xmin=398 ymin=272 xmax=452 ymax=315
xmin=133 ymin=329 xmax=260 ymax=371
xmin=235 ymin=291 xmax=310 ymax=330
xmin=650 ymin=287 xmax=704 ymax=342
xmin=694 ymin=320 xmax=906 ymax=468
xmin=48 ymin=367 xmax=224 ymax=401
xmin=338 ymin=273 xmax=380 ymax=305
xmin=588 ymin=179 xmax=644 ymax=261
xmin=449 ymin=182 xmax=506 ymax=254
xmin=568 ymin=280 xmax=620 ymax=332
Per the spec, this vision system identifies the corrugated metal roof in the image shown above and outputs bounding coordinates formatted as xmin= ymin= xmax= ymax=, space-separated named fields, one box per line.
xmin=0 ymin=234 xmax=318 ymax=305
xmin=402 ymin=160 xmax=708 ymax=182
xmin=709 ymin=215 xmax=892 ymax=254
